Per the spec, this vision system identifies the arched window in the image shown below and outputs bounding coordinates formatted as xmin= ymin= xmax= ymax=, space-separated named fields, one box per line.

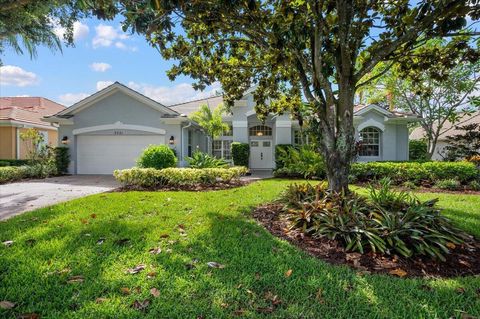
xmin=359 ymin=127 xmax=381 ymax=157
xmin=249 ymin=125 xmax=272 ymax=137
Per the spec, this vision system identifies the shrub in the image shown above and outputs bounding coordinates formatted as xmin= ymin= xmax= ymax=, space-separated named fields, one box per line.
xmin=434 ymin=179 xmax=461 ymax=190
xmin=350 ymin=161 xmax=478 ymax=185
xmin=469 ymin=180 xmax=480 ymax=191
xmin=467 ymin=155 xmax=480 ymax=167
xmin=275 ymin=144 xmax=295 ymax=169
xmin=409 ymin=139 xmax=428 ymax=161
xmin=279 ymin=181 xmax=467 ymax=260
xmin=137 ymin=145 xmax=177 ymax=169
xmin=54 ymin=147 xmax=70 ymax=174
xmin=0 ymin=163 xmax=57 ymax=184
xmin=0 ymin=161 xmax=10 ymax=167
xmin=186 ymin=151 xmax=228 ymax=168
xmin=231 ymin=142 xmax=249 ymax=167
xmin=114 ymin=166 xmax=248 ymax=188
xmin=274 ymin=145 xmax=325 ymax=179
xmin=0 ymin=159 xmax=31 ymax=166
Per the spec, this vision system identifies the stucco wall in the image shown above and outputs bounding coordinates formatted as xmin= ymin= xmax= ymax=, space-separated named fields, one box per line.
xmin=0 ymin=126 xmax=15 ymax=159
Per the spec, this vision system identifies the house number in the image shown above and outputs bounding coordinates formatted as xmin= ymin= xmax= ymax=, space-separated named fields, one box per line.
xmin=114 ymin=130 xmax=125 ymax=135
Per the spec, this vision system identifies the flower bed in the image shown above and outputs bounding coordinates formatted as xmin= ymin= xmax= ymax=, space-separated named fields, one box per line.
xmin=113 ymin=166 xmax=248 ymax=190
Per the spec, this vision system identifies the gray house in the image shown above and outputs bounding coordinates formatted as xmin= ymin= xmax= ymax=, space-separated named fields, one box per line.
xmin=44 ymin=82 xmax=418 ymax=174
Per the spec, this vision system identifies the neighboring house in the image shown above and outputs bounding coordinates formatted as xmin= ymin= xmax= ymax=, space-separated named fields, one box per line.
xmin=43 ymin=82 xmax=418 ymax=175
xmin=410 ymin=111 xmax=480 ymax=160
xmin=0 ymin=97 xmax=65 ymax=160
xmin=43 ymin=82 xmax=207 ymax=174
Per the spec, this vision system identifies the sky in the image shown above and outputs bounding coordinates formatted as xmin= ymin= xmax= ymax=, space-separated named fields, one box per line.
xmin=0 ymin=17 xmax=221 ymax=106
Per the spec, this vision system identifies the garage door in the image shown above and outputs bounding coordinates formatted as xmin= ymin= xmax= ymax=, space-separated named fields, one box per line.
xmin=77 ymin=135 xmax=165 ymax=174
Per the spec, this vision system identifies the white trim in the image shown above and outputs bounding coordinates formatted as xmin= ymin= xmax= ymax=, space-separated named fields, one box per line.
xmin=275 ymin=120 xmax=292 ymax=128
xmin=355 ymin=104 xmax=392 ymax=117
xmin=73 ymin=122 xmax=166 ymax=135
xmin=232 ymin=120 xmax=248 ymax=128
xmin=234 ymin=100 xmax=248 ymax=107
xmin=56 ymin=82 xmax=178 ymax=117
xmin=357 ymin=119 xmax=385 ymax=132
xmin=1 ymin=120 xmax=58 ymax=131
xmin=245 ymin=110 xmax=257 ymax=117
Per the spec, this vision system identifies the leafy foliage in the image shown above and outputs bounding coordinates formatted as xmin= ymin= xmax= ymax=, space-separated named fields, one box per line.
xmin=231 ymin=142 xmax=249 ymax=167
xmin=54 ymin=147 xmax=70 ymax=174
xmin=444 ymin=123 xmax=480 ymax=160
xmin=114 ymin=166 xmax=248 ymax=188
xmin=0 ymin=163 xmax=57 ymax=184
xmin=434 ymin=179 xmax=461 ymax=190
xmin=280 ymin=180 xmax=468 ymax=261
xmin=274 ymin=145 xmax=325 ymax=179
xmin=189 ymin=104 xmax=229 ymax=140
xmin=137 ymin=145 xmax=177 ymax=169
xmin=186 ymin=151 xmax=228 ymax=168
xmin=409 ymin=140 xmax=428 ymax=161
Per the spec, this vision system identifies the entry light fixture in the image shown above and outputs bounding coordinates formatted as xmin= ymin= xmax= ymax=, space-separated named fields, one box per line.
xmin=169 ymin=135 xmax=175 ymax=145
xmin=256 ymin=132 xmax=263 ymax=136
xmin=61 ymin=136 xmax=69 ymax=145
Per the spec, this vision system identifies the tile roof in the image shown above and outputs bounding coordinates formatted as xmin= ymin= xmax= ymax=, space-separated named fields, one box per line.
xmin=169 ymin=95 xmax=224 ymax=116
xmin=410 ymin=111 xmax=480 ymax=140
xmin=0 ymin=97 xmax=66 ymax=126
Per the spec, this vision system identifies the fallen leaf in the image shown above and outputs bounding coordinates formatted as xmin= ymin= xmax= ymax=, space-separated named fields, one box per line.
xmin=95 ymin=298 xmax=108 ymax=304
xmin=0 ymin=301 xmax=16 ymax=309
xmin=256 ymin=306 xmax=274 ymax=314
xmin=456 ymin=287 xmax=466 ymax=294
xmin=147 ymin=272 xmax=157 ymax=278
xmin=2 ymin=240 xmax=13 ymax=247
xmin=460 ymin=312 xmax=477 ymax=319
xmin=149 ymin=247 xmax=161 ymax=255
xmin=220 ymin=302 xmax=229 ymax=308
xmin=126 ymin=264 xmax=146 ymax=274
xmin=134 ymin=286 xmax=142 ymax=294
xmin=80 ymin=218 xmax=88 ymax=224
xmin=315 ymin=288 xmax=325 ymax=304
xmin=285 ymin=269 xmax=293 ymax=278
xmin=233 ymin=309 xmax=246 ymax=316
xmin=207 ymin=262 xmax=225 ymax=269
xmin=150 ymin=288 xmax=160 ymax=298
xmin=67 ymin=275 xmax=84 ymax=283
xmin=255 ymin=272 xmax=261 ymax=280
xmin=120 ymin=287 xmax=131 ymax=295
xmin=90 ymin=213 xmax=97 ymax=219
xmin=96 ymin=238 xmax=105 ymax=245
xmin=389 ymin=268 xmax=408 ymax=277
xmin=131 ymin=299 xmax=150 ymax=311
xmin=160 ymin=234 xmax=169 ymax=239
xmin=459 ymin=259 xmax=472 ymax=267
xmin=345 ymin=252 xmax=362 ymax=261
xmin=446 ymin=242 xmax=456 ymax=249
xmin=17 ymin=313 xmax=40 ymax=319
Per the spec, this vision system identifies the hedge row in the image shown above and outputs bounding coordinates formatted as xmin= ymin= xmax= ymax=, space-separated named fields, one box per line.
xmin=0 ymin=164 xmax=57 ymax=184
xmin=0 ymin=159 xmax=31 ymax=167
xmin=350 ymin=161 xmax=478 ymax=185
xmin=114 ymin=166 xmax=248 ymax=188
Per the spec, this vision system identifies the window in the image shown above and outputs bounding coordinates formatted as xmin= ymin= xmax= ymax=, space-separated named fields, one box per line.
xmin=359 ymin=127 xmax=380 ymax=157
xmin=249 ymin=125 xmax=272 ymax=137
xmin=213 ymin=139 xmax=233 ymax=160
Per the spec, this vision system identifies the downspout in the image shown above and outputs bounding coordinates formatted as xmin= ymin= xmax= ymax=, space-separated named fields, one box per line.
xmin=181 ymin=121 xmax=193 ymax=166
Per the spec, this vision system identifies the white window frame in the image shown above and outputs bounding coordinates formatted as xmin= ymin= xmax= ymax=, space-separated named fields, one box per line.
xmin=358 ymin=127 xmax=381 ymax=157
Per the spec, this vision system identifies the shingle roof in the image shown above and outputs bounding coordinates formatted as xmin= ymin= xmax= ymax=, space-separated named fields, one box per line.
xmin=169 ymin=95 xmax=224 ymax=116
xmin=0 ymin=97 xmax=66 ymax=126
xmin=410 ymin=111 xmax=480 ymax=140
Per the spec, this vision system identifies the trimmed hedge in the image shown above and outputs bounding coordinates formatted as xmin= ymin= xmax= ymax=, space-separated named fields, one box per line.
xmin=54 ymin=147 xmax=70 ymax=174
xmin=0 ymin=163 xmax=57 ymax=184
xmin=350 ymin=161 xmax=478 ymax=185
xmin=114 ymin=166 xmax=248 ymax=188
xmin=137 ymin=145 xmax=177 ymax=169
xmin=409 ymin=140 xmax=428 ymax=161
xmin=231 ymin=142 xmax=249 ymax=167
xmin=0 ymin=159 xmax=31 ymax=167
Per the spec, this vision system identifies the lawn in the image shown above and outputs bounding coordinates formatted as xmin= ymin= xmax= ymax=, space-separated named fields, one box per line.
xmin=0 ymin=179 xmax=479 ymax=318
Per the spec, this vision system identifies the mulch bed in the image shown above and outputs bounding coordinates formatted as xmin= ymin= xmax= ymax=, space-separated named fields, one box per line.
xmin=113 ymin=180 xmax=250 ymax=192
xmin=253 ymin=203 xmax=480 ymax=279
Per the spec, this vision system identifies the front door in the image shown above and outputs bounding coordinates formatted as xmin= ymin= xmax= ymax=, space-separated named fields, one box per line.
xmin=250 ymin=140 xmax=273 ymax=169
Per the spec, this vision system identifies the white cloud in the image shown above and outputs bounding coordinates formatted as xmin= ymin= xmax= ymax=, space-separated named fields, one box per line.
xmin=54 ymin=21 xmax=89 ymax=42
xmin=0 ymin=65 xmax=39 ymax=87
xmin=125 ymin=81 xmax=222 ymax=105
xmin=96 ymin=80 xmax=114 ymax=91
xmin=90 ymin=62 xmax=112 ymax=72
xmin=92 ymin=24 xmax=136 ymax=51
xmin=58 ymin=93 xmax=89 ymax=106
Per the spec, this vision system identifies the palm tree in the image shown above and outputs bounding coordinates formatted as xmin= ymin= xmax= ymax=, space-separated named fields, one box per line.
xmin=190 ymin=103 xmax=229 ymax=154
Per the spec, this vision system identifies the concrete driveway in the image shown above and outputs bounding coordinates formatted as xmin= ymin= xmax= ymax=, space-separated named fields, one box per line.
xmin=0 ymin=175 xmax=119 ymax=220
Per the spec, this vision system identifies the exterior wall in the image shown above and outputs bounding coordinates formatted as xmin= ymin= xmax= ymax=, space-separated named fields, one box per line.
xmin=57 ymin=91 xmax=205 ymax=173
xmin=0 ymin=126 xmax=16 ymax=159
xmin=432 ymin=141 xmax=448 ymax=160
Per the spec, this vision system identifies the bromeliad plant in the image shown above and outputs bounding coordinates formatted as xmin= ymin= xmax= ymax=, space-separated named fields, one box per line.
xmin=280 ymin=180 xmax=468 ymax=261
xmin=186 ymin=151 xmax=228 ymax=168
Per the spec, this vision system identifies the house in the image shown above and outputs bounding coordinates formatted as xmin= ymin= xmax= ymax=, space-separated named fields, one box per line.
xmin=0 ymin=97 xmax=65 ymax=160
xmin=43 ymin=82 xmax=418 ymax=175
xmin=410 ymin=111 xmax=480 ymax=160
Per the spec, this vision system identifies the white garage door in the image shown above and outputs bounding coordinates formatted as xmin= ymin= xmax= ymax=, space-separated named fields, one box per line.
xmin=77 ymin=135 xmax=165 ymax=174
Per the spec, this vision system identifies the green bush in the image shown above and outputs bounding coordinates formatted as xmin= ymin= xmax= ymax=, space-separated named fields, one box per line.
xmin=409 ymin=139 xmax=428 ymax=161
xmin=54 ymin=147 xmax=70 ymax=174
xmin=137 ymin=145 xmax=177 ymax=169
xmin=274 ymin=145 xmax=325 ymax=179
xmin=434 ymin=179 xmax=461 ymax=190
xmin=0 ymin=159 xmax=31 ymax=166
xmin=0 ymin=163 xmax=57 ymax=184
xmin=114 ymin=166 xmax=248 ymax=188
xmin=231 ymin=142 xmax=249 ymax=167
xmin=275 ymin=144 xmax=295 ymax=169
xmin=469 ymin=180 xmax=480 ymax=191
xmin=186 ymin=151 xmax=228 ymax=168
xmin=0 ymin=161 xmax=10 ymax=167
xmin=279 ymin=180 xmax=467 ymax=261
xmin=350 ymin=161 xmax=478 ymax=185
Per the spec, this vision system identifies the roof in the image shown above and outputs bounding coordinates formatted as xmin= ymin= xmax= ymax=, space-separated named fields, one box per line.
xmin=169 ymin=95 xmax=224 ymax=116
xmin=353 ymin=104 xmax=418 ymax=118
xmin=53 ymin=82 xmax=179 ymax=117
xmin=0 ymin=97 xmax=65 ymax=126
xmin=410 ymin=111 xmax=480 ymax=141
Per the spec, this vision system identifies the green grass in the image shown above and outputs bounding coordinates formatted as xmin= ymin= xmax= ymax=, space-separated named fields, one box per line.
xmin=0 ymin=179 xmax=479 ymax=318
